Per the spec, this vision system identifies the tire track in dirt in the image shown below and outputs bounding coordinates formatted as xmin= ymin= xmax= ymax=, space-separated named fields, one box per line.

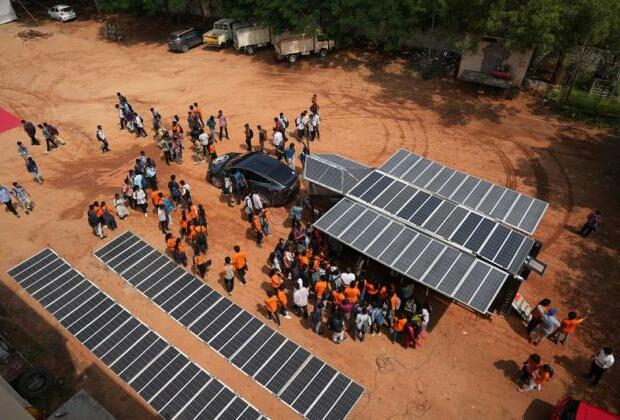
xmin=488 ymin=142 xmax=517 ymax=190
xmin=543 ymin=150 xmax=575 ymax=248
xmin=513 ymin=143 xmax=550 ymax=202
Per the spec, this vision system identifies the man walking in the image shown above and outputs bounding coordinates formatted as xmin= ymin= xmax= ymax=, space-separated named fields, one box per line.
xmin=272 ymin=128 xmax=284 ymax=160
xmin=232 ymin=245 xmax=248 ymax=285
xmin=96 ymin=125 xmax=110 ymax=152
xmin=135 ymin=114 xmax=148 ymax=137
xmin=22 ymin=120 xmax=40 ymax=145
xmin=587 ymin=347 xmax=614 ymax=386
xmin=221 ymin=257 xmax=235 ymax=295
xmin=26 ymin=157 xmax=42 ymax=183
xmin=579 ymin=210 xmax=602 ymax=237
xmin=115 ymin=104 xmax=126 ymax=129
xmin=0 ymin=185 xmax=19 ymax=218
xmin=218 ymin=110 xmax=229 ymax=140
xmin=38 ymin=124 xmax=58 ymax=154
xmin=244 ymin=123 xmax=253 ymax=151
xmin=257 ymin=125 xmax=266 ymax=153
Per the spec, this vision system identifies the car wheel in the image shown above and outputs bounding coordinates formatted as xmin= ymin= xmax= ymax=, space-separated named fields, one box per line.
xmin=245 ymin=45 xmax=255 ymax=55
xmin=16 ymin=367 xmax=53 ymax=399
xmin=319 ymin=48 xmax=328 ymax=58
xmin=288 ymin=54 xmax=298 ymax=64
xmin=210 ymin=175 xmax=223 ymax=188
xmin=182 ymin=45 xmax=189 ymax=53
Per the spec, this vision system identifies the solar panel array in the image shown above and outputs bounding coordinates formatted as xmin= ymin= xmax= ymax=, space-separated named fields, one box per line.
xmin=313 ymin=199 xmax=509 ymax=314
xmin=379 ymin=149 xmax=548 ymax=235
xmin=303 ymin=154 xmax=371 ymax=194
xmin=347 ymin=170 xmax=534 ymax=275
xmin=6 ymin=249 xmax=264 ymax=420
xmin=94 ymin=231 xmax=364 ymax=420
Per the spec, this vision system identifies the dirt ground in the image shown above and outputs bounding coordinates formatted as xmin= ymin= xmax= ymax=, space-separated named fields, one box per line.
xmin=0 ymin=16 xmax=619 ymax=420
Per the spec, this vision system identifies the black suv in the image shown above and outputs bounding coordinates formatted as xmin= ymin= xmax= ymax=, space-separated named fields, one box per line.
xmin=207 ymin=152 xmax=300 ymax=207
xmin=168 ymin=27 xmax=204 ymax=53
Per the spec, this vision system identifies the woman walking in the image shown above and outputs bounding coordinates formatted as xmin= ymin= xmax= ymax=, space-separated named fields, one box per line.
xmin=113 ymin=193 xmax=129 ymax=219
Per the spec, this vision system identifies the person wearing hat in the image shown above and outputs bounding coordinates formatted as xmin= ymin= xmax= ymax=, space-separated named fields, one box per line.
xmin=529 ymin=308 xmax=561 ymax=345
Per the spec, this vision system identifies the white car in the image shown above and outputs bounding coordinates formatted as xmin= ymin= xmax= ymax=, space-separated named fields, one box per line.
xmin=48 ymin=5 xmax=76 ymax=22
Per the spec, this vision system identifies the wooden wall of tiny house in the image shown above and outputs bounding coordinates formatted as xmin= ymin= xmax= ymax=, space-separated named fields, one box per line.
xmin=458 ymin=39 xmax=534 ymax=87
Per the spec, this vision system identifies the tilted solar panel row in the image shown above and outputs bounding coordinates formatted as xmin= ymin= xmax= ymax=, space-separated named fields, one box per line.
xmin=7 ymin=248 xmax=264 ymax=420
xmin=313 ymin=199 xmax=509 ymax=314
xmin=94 ymin=231 xmax=364 ymax=420
xmin=379 ymin=149 xmax=548 ymax=235
xmin=347 ymin=170 xmax=533 ymax=275
xmin=303 ymin=154 xmax=372 ymax=195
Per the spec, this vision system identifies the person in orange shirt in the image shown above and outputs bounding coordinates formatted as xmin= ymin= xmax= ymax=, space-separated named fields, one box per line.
xmin=365 ymin=280 xmax=379 ymax=300
xmin=165 ymin=233 xmax=176 ymax=254
xmin=379 ymin=284 xmax=388 ymax=301
xmin=151 ymin=190 xmax=162 ymax=212
xmin=344 ymin=283 xmax=360 ymax=304
xmin=552 ymin=311 xmax=588 ymax=345
xmin=232 ymin=245 xmax=248 ymax=285
xmin=264 ymin=290 xmax=281 ymax=327
xmin=277 ymin=285 xmax=291 ymax=319
xmin=314 ymin=276 xmax=329 ymax=302
xmin=331 ymin=287 xmax=345 ymax=307
xmin=192 ymin=224 xmax=208 ymax=254
xmin=388 ymin=291 xmax=401 ymax=323
xmin=270 ymin=269 xmax=283 ymax=290
xmin=519 ymin=364 xmax=553 ymax=392
xmin=298 ymin=250 xmax=310 ymax=270
xmin=173 ymin=238 xmax=187 ymax=267
xmin=179 ymin=210 xmax=189 ymax=239
xmin=187 ymin=202 xmax=198 ymax=222
xmin=252 ymin=211 xmax=263 ymax=246
xmin=208 ymin=140 xmax=217 ymax=161
xmin=193 ymin=251 xmax=211 ymax=279
xmin=391 ymin=311 xmax=407 ymax=344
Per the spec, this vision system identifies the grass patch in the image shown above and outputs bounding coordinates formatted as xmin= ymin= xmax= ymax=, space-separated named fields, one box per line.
xmin=545 ymin=87 xmax=620 ymax=127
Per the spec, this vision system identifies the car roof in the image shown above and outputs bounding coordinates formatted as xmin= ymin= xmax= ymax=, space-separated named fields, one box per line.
xmin=232 ymin=153 xmax=295 ymax=185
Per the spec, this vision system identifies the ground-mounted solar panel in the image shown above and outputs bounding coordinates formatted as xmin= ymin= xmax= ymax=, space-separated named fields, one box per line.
xmin=95 ymin=232 xmax=364 ymax=419
xmin=379 ymin=149 xmax=548 ymax=234
xmin=314 ymin=199 xmax=509 ymax=315
xmin=305 ymin=154 xmax=371 ymax=195
xmin=6 ymin=249 xmax=262 ymax=419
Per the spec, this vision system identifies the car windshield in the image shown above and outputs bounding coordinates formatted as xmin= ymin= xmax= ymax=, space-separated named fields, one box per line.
xmin=214 ymin=24 xmax=228 ymax=30
xmin=59 ymin=7 xmax=73 ymax=12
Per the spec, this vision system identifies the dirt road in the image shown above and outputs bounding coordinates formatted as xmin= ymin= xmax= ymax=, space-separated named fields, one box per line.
xmin=0 ymin=16 xmax=618 ymax=419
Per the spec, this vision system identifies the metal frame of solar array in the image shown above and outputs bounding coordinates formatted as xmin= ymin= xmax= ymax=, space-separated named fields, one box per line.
xmin=303 ymin=154 xmax=370 ymax=194
xmin=93 ymin=231 xmax=364 ymax=420
xmin=346 ymin=169 xmax=534 ymax=275
xmin=379 ymin=149 xmax=548 ymax=235
xmin=313 ymin=198 xmax=509 ymax=314
xmin=6 ymin=248 xmax=264 ymax=420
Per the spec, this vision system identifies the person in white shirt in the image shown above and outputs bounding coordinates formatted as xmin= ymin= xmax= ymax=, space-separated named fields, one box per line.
xmin=355 ymin=307 xmax=372 ymax=341
xmin=272 ymin=129 xmax=284 ymax=160
xmin=588 ymin=347 xmax=614 ymax=385
xmin=277 ymin=112 xmax=288 ymax=139
xmin=301 ymin=111 xmax=310 ymax=138
xmin=310 ymin=113 xmax=320 ymax=140
xmin=251 ymin=192 xmax=263 ymax=211
xmin=293 ymin=279 xmax=309 ymax=318
xmin=132 ymin=186 xmax=147 ymax=216
xmin=243 ymin=195 xmax=254 ymax=222
xmin=115 ymin=104 xmax=126 ymax=129
xmin=198 ymin=132 xmax=210 ymax=159
xmin=134 ymin=114 xmax=147 ymax=137
xmin=340 ymin=268 xmax=355 ymax=287
xmin=296 ymin=114 xmax=305 ymax=139
xmin=96 ymin=125 xmax=110 ymax=152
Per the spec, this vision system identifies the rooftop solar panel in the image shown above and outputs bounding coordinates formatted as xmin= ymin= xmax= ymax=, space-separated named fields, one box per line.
xmin=313 ymin=199 xmax=508 ymax=314
xmin=381 ymin=149 xmax=548 ymax=234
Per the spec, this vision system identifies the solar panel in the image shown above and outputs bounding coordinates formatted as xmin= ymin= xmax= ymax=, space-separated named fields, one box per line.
xmin=380 ymin=149 xmax=548 ymax=234
xmin=304 ymin=154 xmax=371 ymax=194
xmin=306 ymin=374 xmax=351 ymax=420
xmin=6 ymin=249 xmax=261 ymax=419
xmin=95 ymin=232 xmax=364 ymax=419
xmin=314 ymin=200 xmax=508 ymax=314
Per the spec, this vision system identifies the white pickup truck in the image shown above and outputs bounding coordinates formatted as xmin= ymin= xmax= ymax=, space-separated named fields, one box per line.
xmin=273 ymin=32 xmax=335 ymax=63
xmin=203 ymin=18 xmax=248 ymax=48
xmin=233 ymin=26 xmax=271 ymax=55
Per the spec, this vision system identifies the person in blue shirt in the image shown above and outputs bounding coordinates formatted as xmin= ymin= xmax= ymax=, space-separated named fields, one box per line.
xmin=26 ymin=157 xmax=42 ymax=183
xmin=0 ymin=185 xmax=19 ymax=218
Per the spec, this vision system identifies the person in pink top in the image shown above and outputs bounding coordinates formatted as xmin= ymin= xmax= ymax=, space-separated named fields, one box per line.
xmin=217 ymin=110 xmax=229 ymax=140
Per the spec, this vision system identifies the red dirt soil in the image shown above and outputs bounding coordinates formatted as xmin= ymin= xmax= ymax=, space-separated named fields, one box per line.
xmin=0 ymin=17 xmax=618 ymax=420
